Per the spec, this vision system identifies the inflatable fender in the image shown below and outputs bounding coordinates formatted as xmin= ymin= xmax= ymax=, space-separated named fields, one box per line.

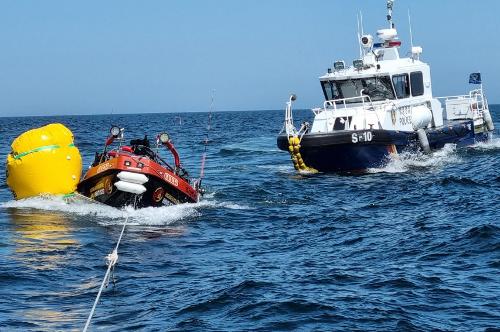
xmin=6 ymin=123 xmax=82 ymax=199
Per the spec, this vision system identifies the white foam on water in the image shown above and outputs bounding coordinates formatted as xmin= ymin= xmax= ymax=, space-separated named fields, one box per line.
xmin=203 ymin=191 xmax=216 ymax=199
xmin=471 ymin=136 xmax=500 ymax=151
xmin=1 ymin=195 xmax=121 ymax=218
xmin=0 ymin=195 xmax=209 ymax=226
xmin=216 ymin=201 xmax=252 ymax=210
xmin=256 ymin=164 xmax=294 ymax=173
xmin=368 ymin=144 xmax=461 ymax=173
xmin=0 ymin=194 xmax=251 ymax=226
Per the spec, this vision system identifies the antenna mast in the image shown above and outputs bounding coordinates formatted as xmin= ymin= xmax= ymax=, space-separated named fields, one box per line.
xmin=387 ymin=0 xmax=395 ymax=28
xmin=408 ymin=9 xmax=414 ymax=48
xmin=360 ymin=11 xmax=364 ymax=36
xmin=357 ymin=13 xmax=362 ymax=57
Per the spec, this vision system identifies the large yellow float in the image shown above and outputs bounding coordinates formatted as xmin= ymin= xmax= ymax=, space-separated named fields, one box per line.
xmin=6 ymin=123 xmax=82 ymax=199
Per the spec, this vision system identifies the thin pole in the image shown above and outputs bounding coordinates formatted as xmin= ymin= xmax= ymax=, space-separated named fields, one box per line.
xmin=408 ymin=9 xmax=414 ymax=48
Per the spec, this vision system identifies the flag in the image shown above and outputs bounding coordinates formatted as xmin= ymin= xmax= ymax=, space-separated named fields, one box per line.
xmin=469 ymin=73 xmax=482 ymax=84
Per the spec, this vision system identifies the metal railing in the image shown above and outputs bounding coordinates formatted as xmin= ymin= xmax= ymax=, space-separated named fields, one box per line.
xmin=318 ymin=95 xmax=389 ymax=131
xmin=437 ymin=88 xmax=488 ymax=120
xmin=283 ymin=96 xmax=297 ymax=137
xmin=283 ymin=93 xmax=398 ymax=135
xmin=322 ymin=94 xmax=374 ymax=112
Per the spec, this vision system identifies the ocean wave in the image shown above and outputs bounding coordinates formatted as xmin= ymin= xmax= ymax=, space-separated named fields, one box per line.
xmin=219 ymin=137 xmax=280 ymax=156
xmin=365 ymin=277 xmax=417 ymax=289
xmin=440 ymin=176 xmax=481 ymax=186
xmin=218 ymin=146 xmax=279 ymax=156
xmin=464 ymin=224 xmax=499 ymax=241
xmin=177 ymin=280 xmax=273 ymax=315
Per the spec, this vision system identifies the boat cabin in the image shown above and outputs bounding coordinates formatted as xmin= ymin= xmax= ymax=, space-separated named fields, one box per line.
xmin=319 ymin=44 xmax=432 ymax=106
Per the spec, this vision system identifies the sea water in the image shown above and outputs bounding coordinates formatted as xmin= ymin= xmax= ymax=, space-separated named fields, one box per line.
xmin=0 ymin=108 xmax=499 ymax=331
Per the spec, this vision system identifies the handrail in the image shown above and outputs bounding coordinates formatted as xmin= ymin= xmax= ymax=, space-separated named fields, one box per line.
xmin=323 ymin=94 xmax=374 ymax=110
xmin=438 ymin=88 xmax=487 ymax=119
xmin=283 ymin=95 xmax=298 ymax=137
xmin=436 ymin=94 xmax=471 ymax=100
xmin=318 ymin=95 xmax=389 ymax=130
xmin=436 ymin=89 xmax=483 ymax=101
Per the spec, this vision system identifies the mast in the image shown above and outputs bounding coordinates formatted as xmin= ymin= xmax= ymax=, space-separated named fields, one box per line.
xmin=387 ymin=0 xmax=395 ymax=28
xmin=408 ymin=9 xmax=414 ymax=48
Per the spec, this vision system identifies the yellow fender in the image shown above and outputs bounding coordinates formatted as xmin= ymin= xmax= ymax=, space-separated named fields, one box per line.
xmin=6 ymin=123 xmax=82 ymax=199
xmin=286 ymin=135 xmax=318 ymax=173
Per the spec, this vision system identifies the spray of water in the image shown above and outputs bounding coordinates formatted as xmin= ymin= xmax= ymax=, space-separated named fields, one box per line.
xmin=0 ymin=195 xmax=250 ymax=226
xmin=471 ymin=137 xmax=500 ymax=151
xmin=368 ymin=144 xmax=461 ymax=173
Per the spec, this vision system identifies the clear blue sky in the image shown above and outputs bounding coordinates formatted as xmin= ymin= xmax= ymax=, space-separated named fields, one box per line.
xmin=0 ymin=0 xmax=498 ymax=116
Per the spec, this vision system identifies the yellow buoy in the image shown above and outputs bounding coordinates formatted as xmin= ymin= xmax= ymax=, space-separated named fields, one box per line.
xmin=6 ymin=123 xmax=82 ymax=199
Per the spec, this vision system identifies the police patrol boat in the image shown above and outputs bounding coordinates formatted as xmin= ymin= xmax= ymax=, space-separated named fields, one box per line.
xmin=277 ymin=0 xmax=495 ymax=173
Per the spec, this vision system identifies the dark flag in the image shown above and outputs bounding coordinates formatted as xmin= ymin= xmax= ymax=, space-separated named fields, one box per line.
xmin=469 ymin=73 xmax=482 ymax=84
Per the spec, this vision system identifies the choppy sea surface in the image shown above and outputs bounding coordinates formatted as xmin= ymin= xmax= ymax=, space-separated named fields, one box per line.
xmin=0 ymin=107 xmax=499 ymax=331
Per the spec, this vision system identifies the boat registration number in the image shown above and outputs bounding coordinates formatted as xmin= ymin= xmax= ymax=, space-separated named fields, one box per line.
xmin=352 ymin=131 xmax=373 ymax=143
xmin=96 ymin=162 xmax=112 ymax=173
xmin=164 ymin=173 xmax=179 ymax=187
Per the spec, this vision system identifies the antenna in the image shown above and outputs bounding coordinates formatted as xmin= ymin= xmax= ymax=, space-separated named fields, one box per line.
xmin=360 ymin=11 xmax=364 ymax=36
xmin=357 ymin=13 xmax=362 ymax=57
xmin=387 ymin=0 xmax=395 ymax=28
xmin=197 ymin=89 xmax=215 ymax=190
xmin=408 ymin=9 xmax=414 ymax=48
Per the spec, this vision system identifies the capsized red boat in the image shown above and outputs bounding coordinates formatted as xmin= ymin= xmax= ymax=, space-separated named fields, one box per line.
xmin=77 ymin=126 xmax=203 ymax=208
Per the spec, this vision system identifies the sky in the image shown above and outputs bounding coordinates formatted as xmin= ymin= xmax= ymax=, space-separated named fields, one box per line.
xmin=0 ymin=0 xmax=499 ymax=116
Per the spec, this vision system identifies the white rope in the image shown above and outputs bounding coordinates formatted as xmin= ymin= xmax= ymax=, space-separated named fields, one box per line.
xmin=83 ymin=204 xmax=134 ymax=332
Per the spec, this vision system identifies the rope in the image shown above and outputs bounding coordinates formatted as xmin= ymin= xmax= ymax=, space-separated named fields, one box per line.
xmin=83 ymin=198 xmax=137 ymax=332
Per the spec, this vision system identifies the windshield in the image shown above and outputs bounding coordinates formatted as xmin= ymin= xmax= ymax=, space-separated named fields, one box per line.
xmin=321 ymin=76 xmax=395 ymax=103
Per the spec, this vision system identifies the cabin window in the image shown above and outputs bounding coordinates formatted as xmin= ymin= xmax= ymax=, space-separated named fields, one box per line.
xmin=321 ymin=80 xmax=340 ymax=101
xmin=360 ymin=77 xmax=395 ymax=101
xmin=392 ymin=74 xmax=410 ymax=99
xmin=321 ymin=76 xmax=394 ymax=104
xmin=410 ymin=71 xmax=424 ymax=96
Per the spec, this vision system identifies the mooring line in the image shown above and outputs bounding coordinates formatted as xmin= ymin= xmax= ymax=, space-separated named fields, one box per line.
xmin=83 ymin=199 xmax=137 ymax=332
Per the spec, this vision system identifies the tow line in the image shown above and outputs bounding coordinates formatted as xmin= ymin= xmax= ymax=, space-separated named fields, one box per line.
xmin=83 ymin=199 xmax=136 ymax=332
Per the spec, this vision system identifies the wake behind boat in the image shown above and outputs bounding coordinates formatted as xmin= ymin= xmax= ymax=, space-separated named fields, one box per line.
xmin=277 ymin=0 xmax=495 ymax=173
